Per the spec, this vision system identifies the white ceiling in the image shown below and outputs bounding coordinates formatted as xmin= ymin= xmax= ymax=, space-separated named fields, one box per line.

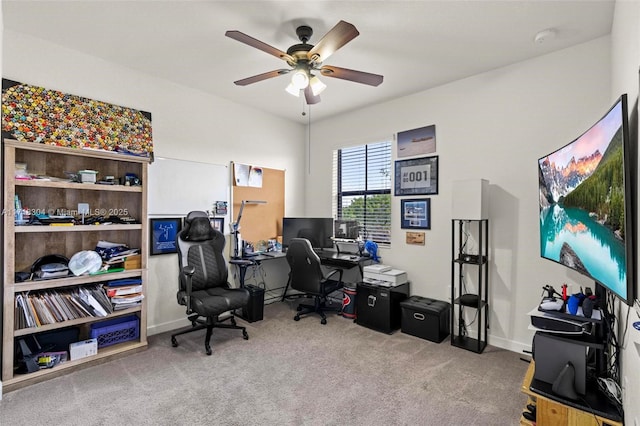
xmin=2 ymin=1 xmax=615 ymax=124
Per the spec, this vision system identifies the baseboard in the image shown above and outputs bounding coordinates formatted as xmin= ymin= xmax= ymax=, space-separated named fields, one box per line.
xmin=147 ymin=318 xmax=192 ymax=336
xmin=488 ymin=333 xmax=532 ymax=355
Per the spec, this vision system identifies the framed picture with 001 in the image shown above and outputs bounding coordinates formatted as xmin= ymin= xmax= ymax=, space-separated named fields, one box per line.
xmin=394 ymin=155 xmax=438 ymax=196
xmin=150 ymin=217 xmax=182 ymax=255
xmin=400 ymin=198 xmax=431 ymax=229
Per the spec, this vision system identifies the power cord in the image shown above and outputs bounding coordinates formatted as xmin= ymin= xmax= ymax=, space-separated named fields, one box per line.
xmin=597 ymin=377 xmax=622 ymax=405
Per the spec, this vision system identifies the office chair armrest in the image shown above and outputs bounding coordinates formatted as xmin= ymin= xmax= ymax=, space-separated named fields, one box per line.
xmin=325 ymin=268 xmax=343 ymax=284
xmin=182 ymin=265 xmax=196 ymax=314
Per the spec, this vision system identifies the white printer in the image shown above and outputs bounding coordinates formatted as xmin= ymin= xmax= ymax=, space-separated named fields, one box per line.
xmin=362 ymin=264 xmax=408 ymax=287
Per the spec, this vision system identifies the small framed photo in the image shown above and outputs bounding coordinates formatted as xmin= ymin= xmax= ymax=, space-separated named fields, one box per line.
xmin=210 ymin=217 xmax=224 ymax=233
xmin=150 ymin=217 xmax=182 ymax=255
xmin=394 ymin=156 xmax=438 ymax=196
xmin=401 ymin=198 xmax=431 ymax=229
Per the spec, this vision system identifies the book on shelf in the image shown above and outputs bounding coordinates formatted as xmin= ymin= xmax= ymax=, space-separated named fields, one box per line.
xmin=14 ymin=284 xmax=113 ymax=330
xmin=106 ymin=278 xmax=142 ymax=287
xmin=106 ymin=284 xmax=143 ymax=297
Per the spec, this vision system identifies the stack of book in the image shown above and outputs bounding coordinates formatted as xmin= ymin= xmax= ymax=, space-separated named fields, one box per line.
xmin=95 ymin=240 xmax=140 ymax=271
xmin=14 ymin=284 xmax=113 ymax=329
xmin=105 ymin=278 xmax=144 ymax=311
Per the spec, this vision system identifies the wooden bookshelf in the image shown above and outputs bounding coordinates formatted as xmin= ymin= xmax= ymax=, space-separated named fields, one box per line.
xmin=2 ymin=139 xmax=150 ymax=392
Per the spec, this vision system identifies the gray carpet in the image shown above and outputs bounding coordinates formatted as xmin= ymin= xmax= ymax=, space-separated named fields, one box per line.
xmin=0 ymin=301 xmax=529 ymax=425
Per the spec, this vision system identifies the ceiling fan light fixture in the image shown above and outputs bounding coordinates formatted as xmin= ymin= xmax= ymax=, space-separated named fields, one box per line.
xmin=285 ymin=82 xmax=300 ymax=97
xmin=290 ymin=69 xmax=309 ymax=90
xmin=309 ymin=75 xmax=327 ymax=96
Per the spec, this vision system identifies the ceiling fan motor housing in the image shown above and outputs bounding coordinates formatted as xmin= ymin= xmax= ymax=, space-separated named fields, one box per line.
xmin=296 ymin=25 xmax=313 ymax=43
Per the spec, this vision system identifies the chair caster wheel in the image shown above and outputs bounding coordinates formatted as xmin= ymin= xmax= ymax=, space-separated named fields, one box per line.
xmin=321 ymin=318 xmax=327 ymax=325
xmin=296 ymin=306 xmax=303 ymax=311
xmin=294 ymin=315 xmax=300 ymax=321
xmin=205 ymin=345 xmax=212 ymax=356
xmin=243 ymin=330 xmax=249 ymax=340
xmin=171 ymin=337 xmax=178 ymax=347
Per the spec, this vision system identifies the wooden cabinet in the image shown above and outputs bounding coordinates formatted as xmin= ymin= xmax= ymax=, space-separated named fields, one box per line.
xmin=520 ymin=361 xmax=623 ymax=426
xmin=2 ymin=139 xmax=150 ymax=392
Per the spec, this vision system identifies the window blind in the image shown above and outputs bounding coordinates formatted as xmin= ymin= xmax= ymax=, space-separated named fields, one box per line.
xmin=333 ymin=141 xmax=392 ymax=244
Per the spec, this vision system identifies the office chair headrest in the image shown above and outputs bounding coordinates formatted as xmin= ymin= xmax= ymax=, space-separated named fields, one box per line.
xmin=182 ymin=216 xmax=215 ymax=242
xmin=185 ymin=210 xmax=208 ymax=224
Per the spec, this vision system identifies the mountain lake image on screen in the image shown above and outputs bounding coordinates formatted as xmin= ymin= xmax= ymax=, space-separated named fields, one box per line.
xmin=538 ymin=94 xmax=635 ymax=304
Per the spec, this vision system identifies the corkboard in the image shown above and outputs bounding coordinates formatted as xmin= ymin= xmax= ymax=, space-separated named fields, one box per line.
xmin=232 ymin=163 xmax=284 ymax=245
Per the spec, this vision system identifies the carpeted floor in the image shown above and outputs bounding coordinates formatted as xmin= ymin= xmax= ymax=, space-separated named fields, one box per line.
xmin=0 ymin=301 xmax=529 ymax=425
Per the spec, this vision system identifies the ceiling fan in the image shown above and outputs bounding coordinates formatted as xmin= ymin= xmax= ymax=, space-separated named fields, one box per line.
xmin=225 ymin=20 xmax=383 ymax=105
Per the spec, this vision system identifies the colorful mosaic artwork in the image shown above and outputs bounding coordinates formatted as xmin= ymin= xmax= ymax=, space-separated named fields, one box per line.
xmin=1 ymin=79 xmax=153 ymax=156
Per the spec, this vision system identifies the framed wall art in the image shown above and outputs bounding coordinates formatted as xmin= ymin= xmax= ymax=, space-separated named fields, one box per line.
xmin=150 ymin=217 xmax=182 ymax=255
xmin=394 ymin=156 xmax=438 ymax=196
xmin=210 ymin=217 xmax=225 ymax=233
xmin=397 ymin=124 xmax=436 ymax=158
xmin=400 ymin=198 xmax=431 ymax=230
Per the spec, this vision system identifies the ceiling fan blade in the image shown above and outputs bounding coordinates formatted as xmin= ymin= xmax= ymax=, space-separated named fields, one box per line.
xmin=225 ymin=30 xmax=295 ymax=63
xmin=304 ymin=86 xmax=321 ymax=105
xmin=320 ymin=65 xmax=383 ymax=86
xmin=234 ymin=69 xmax=291 ymax=86
xmin=307 ymin=20 xmax=359 ymax=64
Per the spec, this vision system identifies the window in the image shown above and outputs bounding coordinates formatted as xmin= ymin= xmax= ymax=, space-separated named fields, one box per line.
xmin=333 ymin=141 xmax=392 ymax=244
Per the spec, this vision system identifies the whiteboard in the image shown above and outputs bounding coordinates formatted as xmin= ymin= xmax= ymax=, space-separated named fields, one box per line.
xmin=148 ymin=157 xmax=229 ymax=217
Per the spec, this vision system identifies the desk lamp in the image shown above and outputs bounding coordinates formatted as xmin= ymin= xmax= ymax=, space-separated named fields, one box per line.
xmin=230 ymin=200 xmax=266 ymax=259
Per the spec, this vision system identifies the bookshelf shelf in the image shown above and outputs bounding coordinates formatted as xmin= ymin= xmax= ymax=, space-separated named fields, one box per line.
xmin=2 ymin=138 xmax=150 ymax=392
xmin=13 ymin=307 xmax=143 ymax=337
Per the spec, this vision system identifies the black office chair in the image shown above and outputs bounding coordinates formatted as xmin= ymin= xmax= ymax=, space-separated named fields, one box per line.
xmin=171 ymin=211 xmax=249 ymax=355
xmin=286 ymin=238 xmax=343 ymax=325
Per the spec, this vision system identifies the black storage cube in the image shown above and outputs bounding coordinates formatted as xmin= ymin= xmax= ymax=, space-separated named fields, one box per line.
xmin=241 ymin=284 xmax=265 ymax=323
xmin=356 ymin=282 xmax=409 ymax=334
xmin=400 ymin=296 xmax=450 ymax=343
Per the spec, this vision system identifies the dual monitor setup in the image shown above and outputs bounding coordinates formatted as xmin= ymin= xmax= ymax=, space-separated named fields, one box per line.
xmin=281 ymin=217 xmax=360 ymax=252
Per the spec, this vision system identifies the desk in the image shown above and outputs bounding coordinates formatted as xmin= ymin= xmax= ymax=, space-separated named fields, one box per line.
xmin=520 ymin=361 xmax=623 ymax=426
xmin=231 ymin=251 xmax=370 ymax=302
xmin=230 ymin=252 xmax=286 ymax=287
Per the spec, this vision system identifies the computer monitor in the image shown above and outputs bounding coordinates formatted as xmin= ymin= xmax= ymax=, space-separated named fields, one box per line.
xmin=282 ymin=217 xmax=333 ymax=251
xmin=334 ymin=219 xmax=359 ymax=240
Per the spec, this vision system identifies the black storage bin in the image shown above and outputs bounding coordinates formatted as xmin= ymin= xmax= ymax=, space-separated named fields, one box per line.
xmin=241 ymin=284 xmax=265 ymax=323
xmin=356 ymin=282 xmax=409 ymax=334
xmin=400 ymin=296 xmax=450 ymax=343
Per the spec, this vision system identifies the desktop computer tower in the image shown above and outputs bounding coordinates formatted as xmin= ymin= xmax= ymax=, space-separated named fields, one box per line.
xmin=356 ymin=282 xmax=409 ymax=334
xmin=241 ymin=284 xmax=265 ymax=323
xmin=533 ymin=332 xmax=589 ymax=395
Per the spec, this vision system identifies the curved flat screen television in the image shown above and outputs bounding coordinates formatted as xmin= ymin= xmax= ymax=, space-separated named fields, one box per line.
xmin=538 ymin=94 xmax=635 ymax=305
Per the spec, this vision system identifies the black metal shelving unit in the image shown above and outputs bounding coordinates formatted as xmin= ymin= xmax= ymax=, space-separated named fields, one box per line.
xmin=451 ymin=219 xmax=489 ymax=353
